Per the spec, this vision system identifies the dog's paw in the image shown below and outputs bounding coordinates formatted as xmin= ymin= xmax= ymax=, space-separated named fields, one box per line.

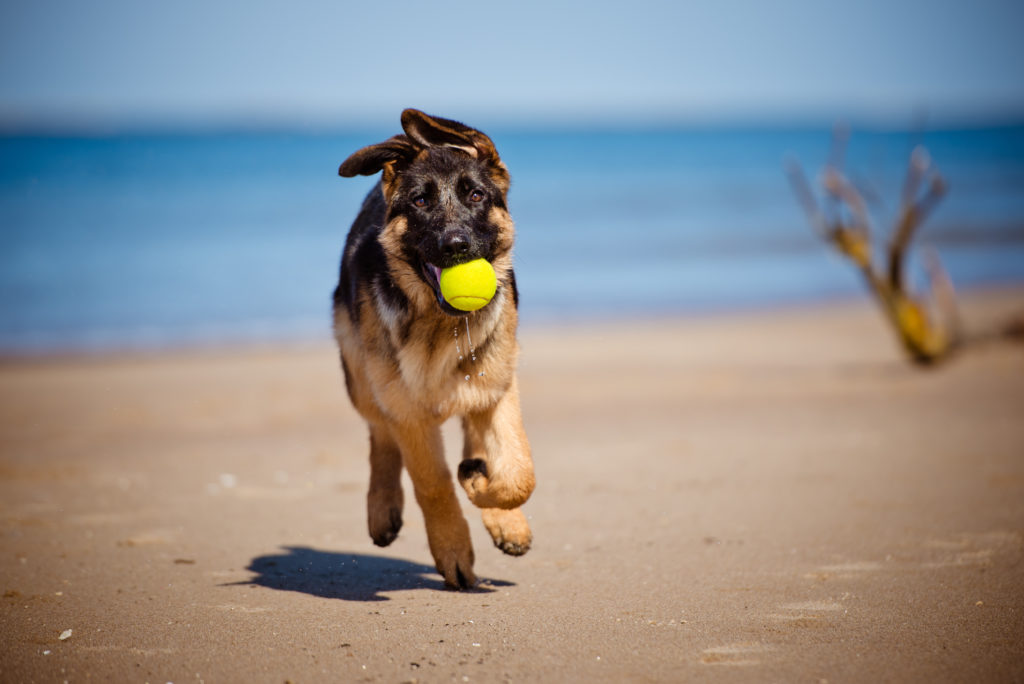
xmin=367 ymin=489 xmax=403 ymax=547
xmin=457 ymin=458 xmax=535 ymax=510
xmin=437 ymin=554 xmax=478 ymax=590
xmin=422 ymin=510 xmax=477 ymax=590
xmin=481 ymin=507 xmax=532 ymax=556
xmin=433 ymin=541 xmax=477 ymax=590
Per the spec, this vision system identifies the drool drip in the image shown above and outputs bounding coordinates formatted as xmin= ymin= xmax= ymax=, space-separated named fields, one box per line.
xmin=464 ymin=317 xmax=477 ymax=363
xmin=453 ymin=317 xmax=485 ymax=381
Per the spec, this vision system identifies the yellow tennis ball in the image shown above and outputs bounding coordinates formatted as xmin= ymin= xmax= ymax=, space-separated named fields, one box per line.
xmin=439 ymin=259 xmax=497 ymax=312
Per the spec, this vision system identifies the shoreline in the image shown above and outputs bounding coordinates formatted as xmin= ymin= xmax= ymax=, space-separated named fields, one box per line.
xmin=3 ymin=281 xmax=1022 ymax=363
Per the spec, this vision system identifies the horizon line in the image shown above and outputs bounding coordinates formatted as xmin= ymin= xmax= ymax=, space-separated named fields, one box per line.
xmin=3 ymin=108 xmax=1024 ymax=138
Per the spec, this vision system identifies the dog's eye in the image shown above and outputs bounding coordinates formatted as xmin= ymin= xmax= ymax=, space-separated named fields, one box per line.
xmin=413 ymin=196 xmax=429 ymax=208
xmin=468 ymin=190 xmax=485 ymax=203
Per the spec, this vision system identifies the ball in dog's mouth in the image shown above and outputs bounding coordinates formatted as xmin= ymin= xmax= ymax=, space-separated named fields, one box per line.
xmin=439 ymin=260 xmax=497 ymax=312
xmin=421 ymin=260 xmax=497 ymax=315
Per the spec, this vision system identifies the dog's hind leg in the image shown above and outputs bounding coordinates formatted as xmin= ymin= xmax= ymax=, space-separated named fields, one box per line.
xmin=458 ymin=376 xmax=535 ymax=511
xmin=391 ymin=421 xmax=477 ymax=589
xmin=367 ymin=423 xmax=404 ymax=547
xmin=481 ymin=507 xmax=532 ymax=556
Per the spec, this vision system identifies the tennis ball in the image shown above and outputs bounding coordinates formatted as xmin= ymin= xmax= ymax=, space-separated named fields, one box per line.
xmin=439 ymin=259 xmax=497 ymax=312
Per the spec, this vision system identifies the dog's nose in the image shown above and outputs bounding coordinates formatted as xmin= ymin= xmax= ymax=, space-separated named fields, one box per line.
xmin=439 ymin=232 xmax=471 ymax=260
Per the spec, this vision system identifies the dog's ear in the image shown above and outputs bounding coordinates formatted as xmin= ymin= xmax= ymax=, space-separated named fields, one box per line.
xmin=401 ymin=109 xmax=509 ymax=194
xmin=400 ymin=109 xmax=501 ymax=163
xmin=338 ymin=135 xmax=416 ymax=177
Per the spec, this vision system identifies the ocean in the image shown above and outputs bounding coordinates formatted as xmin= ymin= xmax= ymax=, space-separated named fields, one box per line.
xmin=2 ymin=124 xmax=1023 ymax=353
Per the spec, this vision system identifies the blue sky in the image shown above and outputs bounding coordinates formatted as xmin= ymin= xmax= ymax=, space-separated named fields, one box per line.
xmin=1 ymin=0 xmax=1022 ymax=129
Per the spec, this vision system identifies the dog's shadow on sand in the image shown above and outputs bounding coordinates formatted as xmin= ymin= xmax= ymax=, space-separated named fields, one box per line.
xmin=229 ymin=546 xmax=512 ymax=601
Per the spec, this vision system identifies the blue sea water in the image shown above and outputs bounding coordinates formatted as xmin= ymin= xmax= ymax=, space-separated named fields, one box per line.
xmin=2 ymin=124 xmax=1023 ymax=353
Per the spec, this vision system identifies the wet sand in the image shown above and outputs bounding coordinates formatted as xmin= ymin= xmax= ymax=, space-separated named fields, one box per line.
xmin=1 ymin=289 xmax=1023 ymax=683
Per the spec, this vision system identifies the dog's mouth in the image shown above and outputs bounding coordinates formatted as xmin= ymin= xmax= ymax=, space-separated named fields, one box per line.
xmin=420 ymin=261 xmax=471 ymax=317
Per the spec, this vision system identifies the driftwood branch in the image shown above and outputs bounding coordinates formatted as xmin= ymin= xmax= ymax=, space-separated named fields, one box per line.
xmin=786 ymin=130 xmax=959 ymax=365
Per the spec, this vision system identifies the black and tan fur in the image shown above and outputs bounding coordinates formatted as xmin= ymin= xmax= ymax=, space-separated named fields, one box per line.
xmin=333 ymin=109 xmax=535 ymax=589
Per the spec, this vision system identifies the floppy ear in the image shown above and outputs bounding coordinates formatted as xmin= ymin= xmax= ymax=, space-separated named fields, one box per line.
xmin=400 ymin=109 xmax=500 ymax=162
xmin=338 ymin=135 xmax=415 ymax=177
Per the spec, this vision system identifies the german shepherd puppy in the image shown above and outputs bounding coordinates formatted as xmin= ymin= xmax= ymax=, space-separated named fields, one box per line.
xmin=333 ymin=109 xmax=535 ymax=589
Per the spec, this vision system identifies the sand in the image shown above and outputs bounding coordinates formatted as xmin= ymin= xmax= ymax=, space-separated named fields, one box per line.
xmin=1 ymin=289 xmax=1023 ymax=683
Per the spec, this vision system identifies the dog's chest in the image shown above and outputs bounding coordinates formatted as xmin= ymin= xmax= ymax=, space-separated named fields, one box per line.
xmin=391 ymin=319 xmax=506 ymax=419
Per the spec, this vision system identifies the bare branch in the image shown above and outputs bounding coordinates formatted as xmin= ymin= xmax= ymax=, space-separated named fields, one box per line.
xmin=924 ymin=246 xmax=962 ymax=350
xmin=788 ymin=127 xmax=1021 ymax=365
xmin=900 ymin=145 xmax=931 ymax=209
xmin=889 ymin=163 xmax=948 ymax=290
xmin=784 ymin=156 xmax=830 ymax=240
xmin=787 ymin=130 xmax=954 ymax=365
xmin=822 ymin=168 xmax=873 ymax=268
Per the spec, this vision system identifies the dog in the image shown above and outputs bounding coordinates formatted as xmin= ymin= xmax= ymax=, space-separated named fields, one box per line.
xmin=333 ymin=109 xmax=535 ymax=589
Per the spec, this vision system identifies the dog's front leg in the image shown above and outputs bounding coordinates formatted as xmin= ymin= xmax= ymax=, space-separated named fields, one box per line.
xmin=458 ymin=376 xmax=535 ymax=511
xmin=366 ymin=423 xmax=404 ymax=547
xmin=391 ymin=421 xmax=476 ymax=589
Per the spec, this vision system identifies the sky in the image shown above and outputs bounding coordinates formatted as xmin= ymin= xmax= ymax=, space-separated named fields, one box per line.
xmin=1 ymin=0 xmax=1023 ymax=130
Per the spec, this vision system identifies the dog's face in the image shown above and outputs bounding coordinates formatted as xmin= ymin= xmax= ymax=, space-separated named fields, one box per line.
xmin=391 ymin=147 xmax=511 ymax=314
xmin=340 ymin=110 xmax=515 ymax=316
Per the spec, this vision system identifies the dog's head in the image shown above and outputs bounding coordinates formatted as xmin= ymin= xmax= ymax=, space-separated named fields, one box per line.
xmin=339 ymin=109 xmax=515 ymax=316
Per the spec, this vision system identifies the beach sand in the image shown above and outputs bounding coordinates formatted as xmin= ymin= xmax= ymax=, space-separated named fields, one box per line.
xmin=1 ymin=289 xmax=1022 ymax=683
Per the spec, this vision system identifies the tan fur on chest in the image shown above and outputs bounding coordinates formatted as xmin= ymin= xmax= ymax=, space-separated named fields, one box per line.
xmin=334 ymin=287 xmax=518 ymax=424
